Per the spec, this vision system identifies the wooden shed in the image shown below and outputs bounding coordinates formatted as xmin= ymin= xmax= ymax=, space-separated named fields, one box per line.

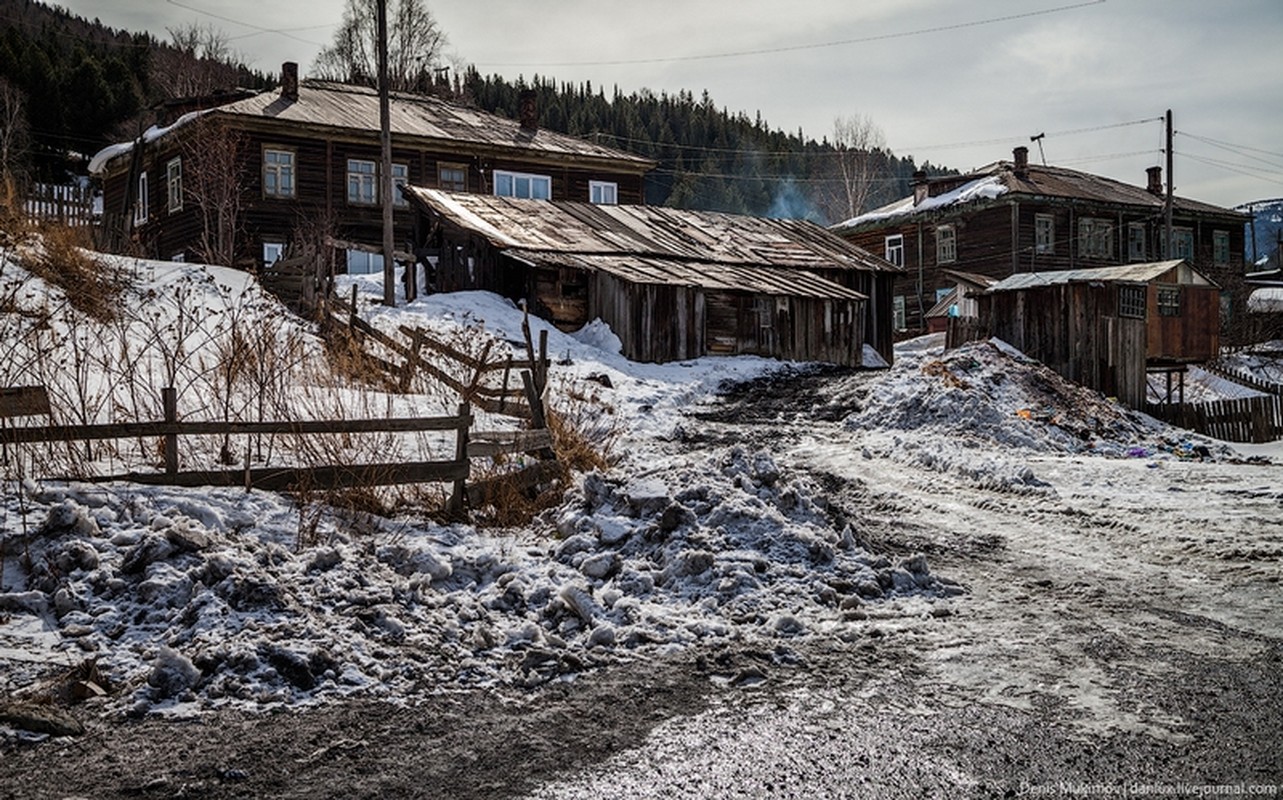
xmin=404 ymin=188 xmax=901 ymax=367
xmin=975 ymin=260 xmax=1220 ymax=407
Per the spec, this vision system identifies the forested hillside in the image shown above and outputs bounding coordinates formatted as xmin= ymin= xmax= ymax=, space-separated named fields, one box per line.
xmin=465 ymin=70 xmax=953 ymax=222
xmin=0 ymin=0 xmax=271 ymax=180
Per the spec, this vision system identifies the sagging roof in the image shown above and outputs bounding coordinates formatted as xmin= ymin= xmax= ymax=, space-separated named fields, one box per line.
xmin=407 ymin=187 xmax=899 ymax=275
xmin=832 ymin=159 xmax=1247 ymax=233
xmin=91 ymin=80 xmax=653 ymax=175
xmin=985 ymin=260 xmax=1216 ymax=293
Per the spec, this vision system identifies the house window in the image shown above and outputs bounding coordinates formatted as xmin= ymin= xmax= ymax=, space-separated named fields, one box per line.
xmin=1173 ymin=227 xmax=1194 ymax=260
xmin=346 ymin=249 xmax=384 ymax=275
xmin=1213 ymin=230 xmax=1230 ymax=265
xmin=885 ymin=234 xmax=904 ymax=268
xmin=347 ymin=159 xmax=377 ymax=205
xmin=936 ymin=225 xmax=956 ymax=264
xmin=166 ymin=157 xmax=182 ymax=213
xmin=1078 ymin=217 xmax=1113 ymax=259
xmin=589 ymin=180 xmax=618 ymax=205
xmin=392 ymin=163 xmax=409 ymax=206
xmin=1118 ymin=285 xmax=1146 ymax=319
xmin=494 ymin=169 xmax=551 ymax=200
xmin=263 ymin=242 xmax=285 ymax=267
xmin=1035 ymin=214 xmax=1054 ymax=254
xmin=1157 ymin=284 xmax=1181 ymax=316
xmin=1128 ymin=223 xmax=1146 ymax=262
xmin=134 ymin=172 xmax=148 ymax=225
xmin=263 ymin=148 xmax=295 ymax=198
xmin=892 ymin=295 xmax=907 ymax=331
xmin=438 ymin=163 xmax=467 ymax=192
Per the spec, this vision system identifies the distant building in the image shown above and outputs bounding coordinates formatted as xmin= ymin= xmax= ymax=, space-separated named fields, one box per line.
xmin=403 ymin=188 xmax=902 ymax=366
xmin=831 ymin=147 xmax=1249 ymax=336
xmin=88 ymin=63 xmax=653 ymax=275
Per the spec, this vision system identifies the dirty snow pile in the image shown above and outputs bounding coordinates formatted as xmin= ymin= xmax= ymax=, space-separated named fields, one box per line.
xmin=1 ymin=442 xmax=950 ymax=721
xmin=842 ymin=338 xmax=1232 ymax=489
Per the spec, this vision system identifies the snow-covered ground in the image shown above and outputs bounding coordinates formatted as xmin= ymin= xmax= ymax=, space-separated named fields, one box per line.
xmin=2 ymin=250 xmax=1281 ymax=752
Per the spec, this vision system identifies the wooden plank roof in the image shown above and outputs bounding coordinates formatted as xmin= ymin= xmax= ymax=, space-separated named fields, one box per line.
xmin=407 ymin=187 xmax=899 ymax=274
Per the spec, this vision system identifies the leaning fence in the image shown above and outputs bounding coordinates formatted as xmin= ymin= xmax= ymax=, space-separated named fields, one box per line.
xmin=1143 ymin=394 xmax=1283 ymax=444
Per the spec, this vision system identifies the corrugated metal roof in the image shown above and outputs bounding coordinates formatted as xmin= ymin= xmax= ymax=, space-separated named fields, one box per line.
xmin=507 ymin=251 xmax=868 ymax=300
xmin=93 ymin=81 xmax=653 ymax=173
xmin=407 ymin=187 xmax=899 ymax=273
xmin=833 ymin=160 xmax=1246 ymax=233
xmin=986 ymin=260 xmax=1215 ymax=292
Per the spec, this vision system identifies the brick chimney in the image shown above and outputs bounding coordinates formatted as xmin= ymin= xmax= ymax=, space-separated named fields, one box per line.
xmin=281 ymin=62 xmax=299 ymax=102
xmin=518 ymin=89 xmax=538 ymax=132
xmin=1013 ymin=146 xmax=1029 ymax=180
xmin=1146 ymin=166 xmax=1163 ymax=196
xmin=912 ymin=170 xmax=928 ymax=206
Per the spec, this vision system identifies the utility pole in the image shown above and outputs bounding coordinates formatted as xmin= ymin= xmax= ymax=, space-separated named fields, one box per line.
xmin=377 ymin=0 xmax=396 ymax=307
xmin=1164 ymin=109 xmax=1174 ymax=260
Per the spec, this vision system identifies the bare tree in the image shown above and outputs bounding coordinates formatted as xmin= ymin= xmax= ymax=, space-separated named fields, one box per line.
xmin=819 ymin=113 xmax=889 ymax=225
xmin=313 ymin=0 xmax=448 ymax=91
xmin=0 ymin=77 xmax=29 ymax=197
xmin=183 ymin=118 xmax=248 ymax=267
xmin=152 ymin=23 xmax=245 ymax=98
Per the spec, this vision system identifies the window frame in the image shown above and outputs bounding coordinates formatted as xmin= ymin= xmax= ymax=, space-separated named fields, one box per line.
xmin=345 ymin=248 xmax=385 ymax=275
xmin=1127 ymin=222 xmax=1146 ymax=262
xmin=493 ymin=169 xmax=552 ymax=200
xmin=892 ymin=295 xmax=907 ymax=332
xmin=166 ymin=157 xmax=182 ymax=213
xmin=1034 ymin=214 xmax=1055 ymax=255
xmin=589 ymin=180 xmax=619 ymax=205
xmin=346 ymin=158 xmax=377 ymax=205
xmin=438 ymin=162 xmax=467 ymax=192
xmin=1213 ymin=230 xmax=1230 ymax=266
xmin=262 ymin=241 xmax=285 ymax=267
xmin=1156 ymin=283 xmax=1181 ymax=317
xmin=392 ymin=162 xmax=409 ymax=207
xmin=884 ymin=234 xmax=904 ymax=268
xmin=1078 ymin=217 xmax=1114 ymax=260
xmin=1173 ymin=227 xmax=1194 ymax=260
xmin=936 ymin=224 xmax=956 ymax=264
xmin=134 ymin=171 xmax=149 ymax=225
xmin=1118 ymin=284 xmax=1147 ymax=319
xmin=263 ymin=147 xmax=296 ymax=199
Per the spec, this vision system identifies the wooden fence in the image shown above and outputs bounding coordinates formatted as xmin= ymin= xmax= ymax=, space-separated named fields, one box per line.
xmin=1144 ymin=394 xmax=1283 ymax=444
xmin=25 ymin=182 xmax=97 ymax=227
xmin=1201 ymin=361 xmax=1283 ymax=398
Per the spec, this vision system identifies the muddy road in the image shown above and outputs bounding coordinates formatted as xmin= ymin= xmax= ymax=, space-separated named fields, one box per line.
xmin=3 ymin=366 xmax=1282 ymax=799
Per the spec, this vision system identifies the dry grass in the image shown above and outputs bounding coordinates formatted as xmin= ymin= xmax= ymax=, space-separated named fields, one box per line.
xmin=24 ymin=223 xmax=129 ymax=322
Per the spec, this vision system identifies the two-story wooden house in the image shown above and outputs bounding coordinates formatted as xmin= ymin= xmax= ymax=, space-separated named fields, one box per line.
xmin=829 ymin=146 xmax=1249 ymax=336
xmin=88 ymin=63 xmax=654 ymax=275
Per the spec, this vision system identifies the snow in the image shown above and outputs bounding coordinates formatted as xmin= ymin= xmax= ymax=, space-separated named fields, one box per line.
xmin=1 ymin=245 xmax=1280 ymax=732
xmin=1247 ymin=287 xmax=1283 ymax=312
xmin=87 ymin=109 xmax=215 ymax=175
xmin=834 ymin=174 xmax=1008 ymax=229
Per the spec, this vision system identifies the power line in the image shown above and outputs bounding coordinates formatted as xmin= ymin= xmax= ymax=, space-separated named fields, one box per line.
xmin=1176 ymin=131 xmax=1283 ymax=173
xmin=1179 ymin=152 xmax=1283 ymax=187
xmin=475 ymin=0 xmax=1108 ymax=68
xmin=1178 ymin=131 xmax=1283 ymax=161
xmin=164 ymin=0 xmax=329 ymax=47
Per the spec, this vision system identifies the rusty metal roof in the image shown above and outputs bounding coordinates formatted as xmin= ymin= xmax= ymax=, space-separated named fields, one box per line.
xmin=986 ymin=260 xmax=1217 ymax=292
xmin=93 ymin=81 xmax=653 ymax=174
xmin=507 ymin=251 xmax=867 ymax=300
xmin=407 ymin=187 xmax=899 ymax=274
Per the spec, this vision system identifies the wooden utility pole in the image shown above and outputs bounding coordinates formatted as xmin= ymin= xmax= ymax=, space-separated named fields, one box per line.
xmin=377 ymin=0 xmax=396 ymax=307
xmin=1164 ymin=109 xmax=1174 ymax=259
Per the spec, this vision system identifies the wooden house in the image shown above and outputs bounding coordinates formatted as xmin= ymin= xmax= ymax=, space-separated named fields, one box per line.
xmin=925 ymin=269 xmax=996 ymax=334
xmin=88 ymin=63 xmax=654 ymax=274
xmin=970 ymin=260 xmax=1219 ymax=407
xmin=403 ymin=187 xmax=902 ymax=367
xmin=831 ymin=146 xmax=1249 ymax=336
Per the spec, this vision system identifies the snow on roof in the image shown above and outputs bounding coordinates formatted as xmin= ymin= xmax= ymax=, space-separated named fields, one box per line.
xmin=986 ymin=260 xmax=1212 ymax=293
xmin=88 ymin=108 xmax=214 ymax=175
xmin=1248 ymin=287 xmax=1283 ymax=313
xmin=833 ymin=174 xmax=1008 ymax=230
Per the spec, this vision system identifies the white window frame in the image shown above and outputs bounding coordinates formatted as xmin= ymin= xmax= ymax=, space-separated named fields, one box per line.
xmin=493 ymin=169 xmax=551 ymax=200
xmin=1213 ymin=230 xmax=1230 ymax=265
xmin=1127 ymin=222 xmax=1146 ymax=262
xmin=1035 ymin=214 xmax=1054 ymax=254
xmin=345 ymin=248 xmax=384 ymax=275
xmin=1078 ymin=217 xmax=1113 ymax=259
xmin=936 ymin=224 xmax=956 ymax=264
xmin=347 ymin=159 xmax=376 ymax=205
xmin=133 ymin=172 xmax=149 ymax=225
xmin=263 ymin=147 xmax=295 ymax=198
xmin=263 ymin=242 xmax=285 ymax=267
xmin=884 ymin=234 xmax=904 ymax=268
xmin=892 ymin=295 xmax=907 ymax=332
xmin=589 ymin=180 xmax=618 ymax=205
xmin=166 ymin=157 xmax=182 ymax=213
xmin=392 ymin=163 xmax=409 ymax=206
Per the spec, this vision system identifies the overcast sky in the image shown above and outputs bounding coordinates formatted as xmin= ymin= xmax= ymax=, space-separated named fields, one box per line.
xmin=56 ymin=0 xmax=1283 ymax=209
